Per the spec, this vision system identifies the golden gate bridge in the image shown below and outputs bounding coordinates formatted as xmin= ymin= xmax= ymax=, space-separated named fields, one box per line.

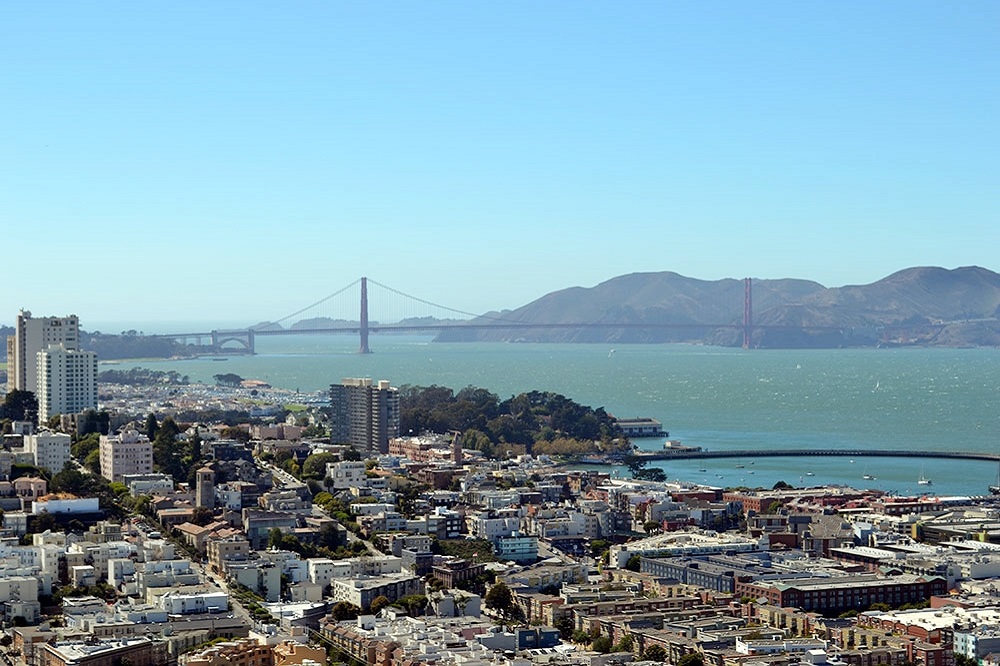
xmin=150 ymin=276 xmax=847 ymax=355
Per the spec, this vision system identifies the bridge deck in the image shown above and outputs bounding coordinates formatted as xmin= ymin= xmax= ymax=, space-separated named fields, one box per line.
xmin=636 ymin=449 xmax=1000 ymax=462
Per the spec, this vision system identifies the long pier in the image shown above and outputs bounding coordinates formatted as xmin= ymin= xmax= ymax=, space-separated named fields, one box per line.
xmin=635 ymin=449 xmax=1000 ymax=462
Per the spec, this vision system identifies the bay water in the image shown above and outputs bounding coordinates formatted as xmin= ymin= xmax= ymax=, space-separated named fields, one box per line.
xmin=105 ymin=334 xmax=1000 ymax=497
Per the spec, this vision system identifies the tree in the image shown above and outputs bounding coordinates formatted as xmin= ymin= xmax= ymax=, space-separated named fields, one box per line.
xmin=71 ymin=432 xmax=101 ymax=460
xmin=213 ymin=373 xmax=244 ymax=388
xmin=678 ymin=653 xmax=704 ymax=666
xmin=643 ymin=645 xmax=667 ymax=662
xmin=1 ymin=390 xmax=38 ymax=423
xmin=144 ymin=414 xmax=159 ymax=441
xmin=302 ymin=452 xmax=337 ymax=480
xmin=191 ymin=507 xmax=215 ymax=526
xmin=613 ymin=634 xmax=635 ymax=653
xmin=591 ymin=636 xmax=613 ymax=653
xmin=341 ymin=447 xmax=362 ymax=461
xmin=331 ymin=601 xmax=361 ymax=621
xmin=554 ymin=617 xmax=574 ymax=640
xmin=643 ymin=520 xmax=662 ymax=534
xmin=484 ymin=581 xmax=515 ymax=618
xmin=393 ymin=594 xmax=428 ymax=617
xmin=84 ymin=448 xmax=102 ymax=474
xmin=589 ymin=539 xmax=611 ymax=558
xmin=153 ymin=418 xmax=186 ymax=481
xmin=625 ymin=555 xmax=642 ymax=572
xmin=370 ymin=595 xmax=390 ymax=614
xmin=634 ymin=467 xmax=667 ymax=483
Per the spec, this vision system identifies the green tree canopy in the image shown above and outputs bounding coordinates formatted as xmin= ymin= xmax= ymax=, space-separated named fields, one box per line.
xmin=1 ymin=390 xmax=38 ymax=423
xmin=591 ymin=636 xmax=613 ymax=653
xmin=484 ymin=581 xmax=515 ymax=618
xmin=302 ymin=452 xmax=337 ymax=480
xmin=678 ymin=653 xmax=705 ymax=666
xmin=331 ymin=601 xmax=361 ymax=621
xmin=213 ymin=373 xmax=244 ymax=388
xmin=643 ymin=645 xmax=667 ymax=662
xmin=145 ymin=413 xmax=159 ymax=441
xmin=370 ymin=595 xmax=391 ymax=614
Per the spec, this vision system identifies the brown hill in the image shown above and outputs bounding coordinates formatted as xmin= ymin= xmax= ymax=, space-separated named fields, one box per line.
xmin=436 ymin=266 xmax=1000 ymax=348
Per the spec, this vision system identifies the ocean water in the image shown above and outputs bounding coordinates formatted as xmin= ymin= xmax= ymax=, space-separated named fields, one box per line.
xmin=104 ymin=334 xmax=1000 ymax=497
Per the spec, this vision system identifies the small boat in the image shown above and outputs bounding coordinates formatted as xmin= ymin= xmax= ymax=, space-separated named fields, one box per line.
xmin=862 ymin=473 xmax=876 ymax=481
xmin=918 ymin=466 xmax=932 ymax=486
xmin=697 ymin=468 xmax=707 ymax=473
xmin=805 ymin=472 xmax=815 ymax=476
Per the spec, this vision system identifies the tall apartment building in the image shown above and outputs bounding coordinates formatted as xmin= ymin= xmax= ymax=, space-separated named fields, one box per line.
xmin=99 ymin=430 xmax=154 ymax=483
xmin=6 ymin=310 xmax=80 ymax=394
xmin=36 ymin=344 xmax=98 ymax=421
xmin=329 ymin=378 xmax=400 ymax=454
xmin=22 ymin=430 xmax=72 ymax=474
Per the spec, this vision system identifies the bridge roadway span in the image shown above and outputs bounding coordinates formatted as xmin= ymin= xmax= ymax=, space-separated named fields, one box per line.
xmin=636 ymin=449 xmax=1000 ymax=462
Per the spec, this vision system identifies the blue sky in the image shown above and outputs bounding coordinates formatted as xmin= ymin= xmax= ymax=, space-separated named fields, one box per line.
xmin=3 ymin=2 xmax=998 ymax=329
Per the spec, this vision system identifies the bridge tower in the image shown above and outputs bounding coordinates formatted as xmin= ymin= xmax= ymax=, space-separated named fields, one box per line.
xmin=742 ymin=277 xmax=753 ymax=349
xmin=359 ymin=276 xmax=372 ymax=354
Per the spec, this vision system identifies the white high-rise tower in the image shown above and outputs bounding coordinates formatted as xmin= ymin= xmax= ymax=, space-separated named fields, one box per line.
xmin=6 ymin=310 xmax=81 ymax=394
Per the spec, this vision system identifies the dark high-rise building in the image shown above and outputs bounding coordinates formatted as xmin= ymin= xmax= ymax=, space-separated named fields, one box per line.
xmin=329 ymin=378 xmax=400 ymax=454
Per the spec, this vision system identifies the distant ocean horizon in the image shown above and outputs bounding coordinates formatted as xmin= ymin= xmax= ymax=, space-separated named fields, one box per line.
xmin=102 ymin=334 xmax=1000 ymax=498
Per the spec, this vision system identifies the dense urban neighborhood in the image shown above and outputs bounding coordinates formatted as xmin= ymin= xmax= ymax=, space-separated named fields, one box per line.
xmin=2 ymin=312 xmax=1000 ymax=666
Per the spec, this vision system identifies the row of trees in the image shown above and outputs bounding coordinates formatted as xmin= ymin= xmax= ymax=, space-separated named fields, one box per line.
xmin=398 ymin=385 xmax=627 ymax=457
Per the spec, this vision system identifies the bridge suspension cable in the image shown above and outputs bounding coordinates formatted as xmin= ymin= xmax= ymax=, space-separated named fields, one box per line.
xmin=261 ymin=278 xmax=362 ymax=328
xmin=367 ymin=278 xmax=548 ymax=325
xmin=367 ymin=278 xmax=492 ymax=321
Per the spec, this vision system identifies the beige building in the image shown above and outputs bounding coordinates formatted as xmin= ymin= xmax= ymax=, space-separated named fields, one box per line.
xmin=99 ymin=430 xmax=153 ymax=483
xmin=6 ymin=310 xmax=80 ymax=394
xmin=36 ymin=345 xmax=97 ymax=421
xmin=273 ymin=641 xmax=326 ymax=666
xmin=181 ymin=637 xmax=274 ymax=666
xmin=22 ymin=430 xmax=72 ymax=474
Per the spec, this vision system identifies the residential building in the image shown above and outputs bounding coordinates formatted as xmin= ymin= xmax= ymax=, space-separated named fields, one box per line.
xmin=22 ymin=430 xmax=72 ymax=474
xmin=181 ymin=638 xmax=275 ymax=666
xmin=329 ymin=572 xmax=423 ymax=610
xmin=99 ymin=430 xmax=154 ymax=483
xmin=36 ymin=344 xmax=98 ymax=421
xmin=735 ymin=573 xmax=948 ymax=614
xmin=329 ymin=378 xmax=400 ymax=454
xmin=35 ymin=636 xmax=169 ymax=666
xmin=6 ymin=310 xmax=80 ymax=395
xmin=325 ymin=460 xmax=367 ymax=489
xmin=495 ymin=532 xmax=539 ymax=562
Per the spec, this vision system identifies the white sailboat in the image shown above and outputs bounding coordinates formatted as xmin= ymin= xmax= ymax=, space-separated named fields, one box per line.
xmin=917 ymin=465 xmax=932 ymax=486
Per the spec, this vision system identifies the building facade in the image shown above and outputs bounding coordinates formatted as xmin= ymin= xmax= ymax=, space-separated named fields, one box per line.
xmin=23 ymin=431 xmax=72 ymax=474
xmin=99 ymin=430 xmax=154 ymax=483
xmin=6 ymin=310 xmax=80 ymax=395
xmin=36 ymin=345 xmax=98 ymax=421
xmin=329 ymin=378 xmax=400 ymax=454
